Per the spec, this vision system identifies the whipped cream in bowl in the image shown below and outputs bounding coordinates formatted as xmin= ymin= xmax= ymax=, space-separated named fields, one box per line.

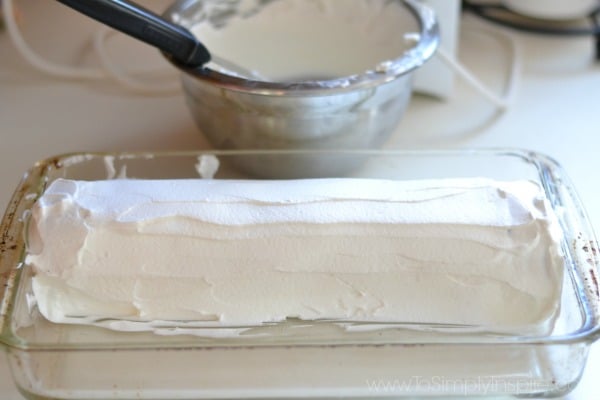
xmin=187 ymin=0 xmax=422 ymax=84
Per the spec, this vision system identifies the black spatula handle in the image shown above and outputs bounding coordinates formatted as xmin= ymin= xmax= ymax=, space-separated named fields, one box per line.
xmin=55 ymin=0 xmax=211 ymax=67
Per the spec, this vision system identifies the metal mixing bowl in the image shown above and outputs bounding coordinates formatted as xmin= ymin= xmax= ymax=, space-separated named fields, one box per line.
xmin=163 ymin=0 xmax=438 ymax=175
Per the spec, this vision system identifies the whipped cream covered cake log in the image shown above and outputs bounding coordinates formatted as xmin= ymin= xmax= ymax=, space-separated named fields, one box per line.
xmin=25 ymin=178 xmax=564 ymax=334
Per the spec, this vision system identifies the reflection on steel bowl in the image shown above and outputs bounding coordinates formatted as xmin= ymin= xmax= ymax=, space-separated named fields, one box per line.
xmin=163 ymin=0 xmax=439 ymax=161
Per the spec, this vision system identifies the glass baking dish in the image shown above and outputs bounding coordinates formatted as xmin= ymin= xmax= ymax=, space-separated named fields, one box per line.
xmin=0 ymin=149 xmax=599 ymax=399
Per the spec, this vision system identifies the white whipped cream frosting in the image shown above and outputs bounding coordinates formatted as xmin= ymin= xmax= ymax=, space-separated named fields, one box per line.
xmin=25 ymin=178 xmax=564 ymax=335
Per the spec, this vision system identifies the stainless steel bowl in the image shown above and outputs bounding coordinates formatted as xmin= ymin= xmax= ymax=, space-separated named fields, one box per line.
xmin=163 ymin=0 xmax=438 ymax=174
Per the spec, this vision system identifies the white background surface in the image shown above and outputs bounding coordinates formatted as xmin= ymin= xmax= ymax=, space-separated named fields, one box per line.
xmin=1 ymin=1 xmax=599 ymax=398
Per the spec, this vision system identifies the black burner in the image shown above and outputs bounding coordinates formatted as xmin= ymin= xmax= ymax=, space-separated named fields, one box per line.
xmin=462 ymin=1 xmax=600 ymax=59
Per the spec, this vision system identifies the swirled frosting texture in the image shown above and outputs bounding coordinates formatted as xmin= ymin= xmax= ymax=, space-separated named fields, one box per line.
xmin=26 ymin=178 xmax=564 ymax=334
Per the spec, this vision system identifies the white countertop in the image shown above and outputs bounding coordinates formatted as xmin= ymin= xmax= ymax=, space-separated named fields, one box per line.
xmin=1 ymin=1 xmax=599 ymax=398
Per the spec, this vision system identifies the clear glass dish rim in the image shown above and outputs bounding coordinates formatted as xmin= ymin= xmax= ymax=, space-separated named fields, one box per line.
xmin=0 ymin=147 xmax=599 ymax=351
